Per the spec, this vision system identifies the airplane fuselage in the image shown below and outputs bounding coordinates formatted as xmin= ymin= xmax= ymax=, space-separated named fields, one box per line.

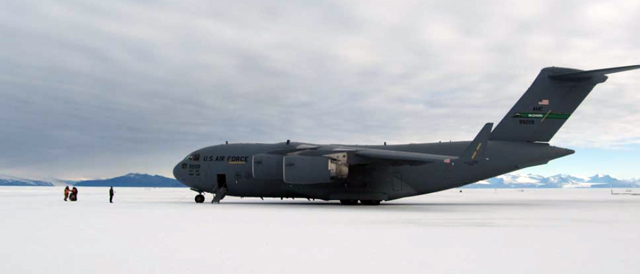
xmin=173 ymin=141 xmax=573 ymax=202
xmin=173 ymin=65 xmax=639 ymax=204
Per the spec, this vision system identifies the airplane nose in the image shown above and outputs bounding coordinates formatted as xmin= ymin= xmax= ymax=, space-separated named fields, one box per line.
xmin=173 ymin=162 xmax=188 ymax=186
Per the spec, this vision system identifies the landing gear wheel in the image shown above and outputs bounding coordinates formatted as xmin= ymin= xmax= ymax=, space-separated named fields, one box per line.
xmin=195 ymin=194 xmax=205 ymax=203
xmin=360 ymin=200 xmax=381 ymax=205
xmin=340 ymin=199 xmax=359 ymax=205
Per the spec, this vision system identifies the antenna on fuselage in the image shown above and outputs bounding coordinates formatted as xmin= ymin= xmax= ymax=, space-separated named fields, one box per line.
xmin=286 ymin=140 xmax=290 ymax=145
xmin=225 ymin=141 xmax=228 ymax=145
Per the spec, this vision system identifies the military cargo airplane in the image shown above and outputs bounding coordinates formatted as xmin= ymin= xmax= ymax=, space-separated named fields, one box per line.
xmin=173 ymin=65 xmax=640 ymax=205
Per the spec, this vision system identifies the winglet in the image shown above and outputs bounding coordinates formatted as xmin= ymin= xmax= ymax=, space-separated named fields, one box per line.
xmin=549 ymin=65 xmax=640 ymax=81
xmin=460 ymin=123 xmax=493 ymax=164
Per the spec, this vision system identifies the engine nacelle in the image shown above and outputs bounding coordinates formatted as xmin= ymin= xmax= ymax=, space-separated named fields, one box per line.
xmin=283 ymin=153 xmax=349 ymax=184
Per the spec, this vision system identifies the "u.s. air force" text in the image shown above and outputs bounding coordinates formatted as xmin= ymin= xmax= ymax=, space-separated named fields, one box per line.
xmin=203 ymin=156 xmax=249 ymax=163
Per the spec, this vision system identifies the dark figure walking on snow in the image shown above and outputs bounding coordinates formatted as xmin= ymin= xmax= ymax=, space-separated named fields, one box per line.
xmin=64 ymin=186 xmax=70 ymax=201
xmin=70 ymin=187 xmax=78 ymax=201
xmin=109 ymin=186 xmax=114 ymax=203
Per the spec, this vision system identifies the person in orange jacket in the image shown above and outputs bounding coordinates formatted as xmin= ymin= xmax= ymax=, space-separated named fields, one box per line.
xmin=64 ymin=186 xmax=70 ymax=201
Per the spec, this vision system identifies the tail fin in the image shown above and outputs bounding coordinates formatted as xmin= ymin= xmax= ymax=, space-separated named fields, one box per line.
xmin=490 ymin=65 xmax=640 ymax=142
xmin=460 ymin=123 xmax=493 ymax=164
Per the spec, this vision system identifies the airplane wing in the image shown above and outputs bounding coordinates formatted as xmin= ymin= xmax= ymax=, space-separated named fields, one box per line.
xmin=355 ymin=149 xmax=456 ymax=165
xmin=354 ymin=123 xmax=493 ymax=166
xmin=267 ymin=144 xmax=320 ymax=155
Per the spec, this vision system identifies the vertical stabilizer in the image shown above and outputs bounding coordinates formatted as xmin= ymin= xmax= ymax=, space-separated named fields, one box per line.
xmin=490 ymin=65 xmax=640 ymax=142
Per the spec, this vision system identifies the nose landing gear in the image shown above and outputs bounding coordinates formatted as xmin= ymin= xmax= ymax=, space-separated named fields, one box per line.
xmin=190 ymin=188 xmax=206 ymax=204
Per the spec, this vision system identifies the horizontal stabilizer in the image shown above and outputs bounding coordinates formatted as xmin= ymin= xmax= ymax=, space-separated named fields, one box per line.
xmin=549 ymin=65 xmax=640 ymax=81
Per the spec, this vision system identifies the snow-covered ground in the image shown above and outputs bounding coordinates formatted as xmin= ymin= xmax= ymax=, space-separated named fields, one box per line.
xmin=1 ymin=187 xmax=639 ymax=274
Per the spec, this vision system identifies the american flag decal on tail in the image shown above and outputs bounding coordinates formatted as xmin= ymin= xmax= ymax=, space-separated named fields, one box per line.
xmin=538 ymin=99 xmax=549 ymax=105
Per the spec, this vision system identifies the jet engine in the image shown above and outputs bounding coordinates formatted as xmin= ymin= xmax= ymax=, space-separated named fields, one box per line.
xmin=283 ymin=153 xmax=349 ymax=184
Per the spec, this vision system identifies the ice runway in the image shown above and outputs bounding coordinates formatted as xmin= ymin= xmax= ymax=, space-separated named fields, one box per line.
xmin=1 ymin=187 xmax=639 ymax=274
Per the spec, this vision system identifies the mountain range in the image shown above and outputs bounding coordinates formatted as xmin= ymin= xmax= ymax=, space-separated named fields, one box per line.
xmin=71 ymin=173 xmax=186 ymax=187
xmin=0 ymin=173 xmax=185 ymax=187
xmin=0 ymin=175 xmax=54 ymax=186
xmin=464 ymin=173 xmax=640 ymax=188
xmin=1 ymin=173 xmax=638 ymax=188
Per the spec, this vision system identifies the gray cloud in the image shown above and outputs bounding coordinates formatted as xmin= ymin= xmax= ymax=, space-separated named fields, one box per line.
xmin=1 ymin=0 xmax=639 ymax=179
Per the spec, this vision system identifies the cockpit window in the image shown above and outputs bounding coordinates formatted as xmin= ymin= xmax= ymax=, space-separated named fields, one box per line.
xmin=185 ymin=154 xmax=200 ymax=161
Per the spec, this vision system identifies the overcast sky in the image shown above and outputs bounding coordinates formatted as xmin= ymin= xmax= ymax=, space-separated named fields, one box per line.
xmin=1 ymin=0 xmax=639 ymax=180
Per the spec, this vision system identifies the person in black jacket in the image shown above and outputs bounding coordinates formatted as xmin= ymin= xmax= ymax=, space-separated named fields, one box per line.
xmin=70 ymin=187 xmax=78 ymax=201
xmin=109 ymin=186 xmax=114 ymax=203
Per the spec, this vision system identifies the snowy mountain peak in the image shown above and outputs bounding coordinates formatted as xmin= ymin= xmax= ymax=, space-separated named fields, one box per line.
xmin=123 ymin=173 xmax=150 ymax=178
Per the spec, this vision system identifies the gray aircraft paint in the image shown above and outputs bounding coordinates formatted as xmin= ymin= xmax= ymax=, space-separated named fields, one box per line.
xmin=173 ymin=65 xmax=640 ymax=204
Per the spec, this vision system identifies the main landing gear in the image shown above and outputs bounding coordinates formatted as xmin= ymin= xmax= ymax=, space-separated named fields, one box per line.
xmin=340 ymin=200 xmax=382 ymax=205
xmin=195 ymin=194 xmax=205 ymax=203
xmin=360 ymin=200 xmax=381 ymax=205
